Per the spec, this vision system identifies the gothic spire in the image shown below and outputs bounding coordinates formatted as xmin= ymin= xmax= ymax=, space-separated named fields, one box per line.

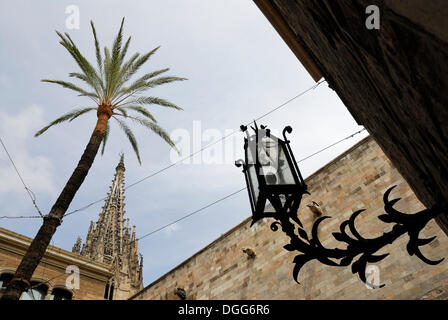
xmin=72 ymin=154 xmax=143 ymax=298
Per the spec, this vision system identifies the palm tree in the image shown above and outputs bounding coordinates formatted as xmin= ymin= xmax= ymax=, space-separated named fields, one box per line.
xmin=1 ymin=18 xmax=186 ymax=300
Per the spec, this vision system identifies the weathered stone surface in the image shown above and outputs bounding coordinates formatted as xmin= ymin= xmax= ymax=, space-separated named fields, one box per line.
xmin=0 ymin=227 xmax=113 ymax=300
xmin=132 ymin=137 xmax=448 ymax=300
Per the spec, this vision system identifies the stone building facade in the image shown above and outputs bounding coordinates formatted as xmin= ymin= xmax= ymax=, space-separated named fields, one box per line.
xmin=72 ymin=154 xmax=143 ymax=300
xmin=0 ymin=227 xmax=113 ymax=300
xmin=131 ymin=136 xmax=448 ymax=300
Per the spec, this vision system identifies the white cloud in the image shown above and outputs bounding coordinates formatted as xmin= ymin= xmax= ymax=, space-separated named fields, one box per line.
xmin=0 ymin=105 xmax=55 ymax=196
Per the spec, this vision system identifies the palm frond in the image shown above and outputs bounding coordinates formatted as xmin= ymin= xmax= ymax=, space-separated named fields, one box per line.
xmin=106 ymin=18 xmax=126 ymax=99
xmin=111 ymin=18 xmax=125 ymax=65
xmin=122 ymin=76 xmax=187 ymax=97
xmin=118 ymin=73 xmax=183 ymax=98
xmin=56 ymin=31 xmax=104 ymax=98
xmin=123 ymin=68 xmax=170 ymax=90
xmin=109 ymin=52 xmax=140 ymax=101
xmin=103 ymin=46 xmax=113 ymax=100
xmin=69 ymin=107 xmax=96 ymax=121
xmin=114 ymin=116 xmax=141 ymax=164
xmin=111 ymin=68 xmax=170 ymax=104
xmin=121 ymin=105 xmax=157 ymax=122
xmin=103 ymin=46 xmax=111 ymax=75
xmin=122 ymin=96 xmax=183 ymax=110
xmin=104 ymin=50 xmax=125 ymax=101
xmin=68 ymin=72 xmax=98 ymax=91
xmin=34 ymin=107 xmax=96 ymax=137
xmin=129 ymin=116 xmax=178 ymax=153
xmin=90 ymin=20 xmax=103 ymax=77
xmin=114 ymin=106 xmax=128 ymax=117
xmin=121 ymin=46 xmax=160 ymax=83
xmin=120 ymin=36 xmax=131 ymax=65
xmin=41 ymin=79 xmax=98 ymax=102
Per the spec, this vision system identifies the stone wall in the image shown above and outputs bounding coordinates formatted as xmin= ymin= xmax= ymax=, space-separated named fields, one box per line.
xmin=132 ymin=136 xmax=448 ymax=300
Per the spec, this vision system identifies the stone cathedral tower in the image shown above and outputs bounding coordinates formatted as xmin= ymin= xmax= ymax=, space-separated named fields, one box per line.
xmin=72 ymin=154 xmax=143 ymax=300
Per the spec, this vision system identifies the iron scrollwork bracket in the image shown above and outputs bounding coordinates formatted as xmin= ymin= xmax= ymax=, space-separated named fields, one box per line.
xmin=265 ymin=186 xmax=446 ymax=289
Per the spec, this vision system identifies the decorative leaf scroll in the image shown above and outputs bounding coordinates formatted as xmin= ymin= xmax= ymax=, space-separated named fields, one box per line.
xmin=262 ymin=185 xmax=445 ymax=288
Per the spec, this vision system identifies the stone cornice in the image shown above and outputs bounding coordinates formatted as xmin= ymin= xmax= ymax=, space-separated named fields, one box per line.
xmin=0 ymin=227 xmax=113 ymax=282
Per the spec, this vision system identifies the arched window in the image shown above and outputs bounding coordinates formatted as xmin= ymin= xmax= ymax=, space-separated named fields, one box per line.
xmin=20 ymin=282 xmax=48 ymax=300
xmin=104 ymin=282 xmax=110 ymax=299
xmin=109 ymin=283 xmax=114 ymax=300
xmin=104 ymin=279 xmax=114 ymax=300
xmin=50 ymin=288 xmax=72 ymax=300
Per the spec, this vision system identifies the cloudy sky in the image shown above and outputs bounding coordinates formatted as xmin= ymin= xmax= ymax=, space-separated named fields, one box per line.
xmin=0 ymin=0 xmax=368 ymax=286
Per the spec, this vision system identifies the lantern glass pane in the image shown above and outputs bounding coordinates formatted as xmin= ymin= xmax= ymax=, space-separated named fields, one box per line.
xmin=264 ymin=198 xmax=276 ymax=213
xmin=247 ymin=135 xmax=256 ymax=164
xmin=263 ymin=194 xmax=286 ymax=214
xmin=259 ymin=136 xmax=295 ymax=185
xmin=247 ymin=163 xmax=259 ymax=206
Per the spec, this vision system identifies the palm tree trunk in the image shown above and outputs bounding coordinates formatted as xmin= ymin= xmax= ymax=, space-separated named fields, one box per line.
xmin=1 ymin=106 xmax=111 ymax=300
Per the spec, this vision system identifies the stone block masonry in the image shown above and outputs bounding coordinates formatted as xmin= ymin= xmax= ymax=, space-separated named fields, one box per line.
xmin=131 ymin=136 xmax=448 ymax=300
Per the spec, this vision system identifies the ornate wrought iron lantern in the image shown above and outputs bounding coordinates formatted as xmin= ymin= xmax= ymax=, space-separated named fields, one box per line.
xmin=236 ymin=123 xmax=307 ymax=226
xmin=236 ymin=123 xmax=445 ymax=289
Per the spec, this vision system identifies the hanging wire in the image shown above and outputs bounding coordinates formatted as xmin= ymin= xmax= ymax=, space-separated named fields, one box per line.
xmin=137 ymin=187 xmax=247 ymax=241
xmin=296 ymin=128 xmax=366 ymax=162
xmin=125 ymin=79 xmax=326 ymax=191
xmin=135 ymin=126 xmax=367 ymax=241
xmin=1 ymin=125 xmax=366 ymax=225
xmin=63 ymin=80 xmax=326 ymax=218
xmin=0 ymin=136 xmax=44 ymax=218
xmin=0 ymin=215 xmax=42 ymax=219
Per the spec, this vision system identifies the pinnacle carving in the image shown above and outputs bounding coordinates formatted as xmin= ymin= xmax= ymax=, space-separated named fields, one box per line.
xmin=72 ymin=236 xmax=82 ymax=254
